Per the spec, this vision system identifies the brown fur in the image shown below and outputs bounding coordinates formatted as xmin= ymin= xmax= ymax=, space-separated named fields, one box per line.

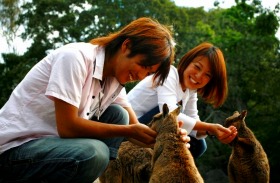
xmin=99 ymin=141 xmax=153 ymax=183
xmin=148 ymin=104 xmax=204 ymax=183
xmin=224 ymin=110 xmax=270 ymax=183
xmin=99 ymin=104 xmax=204 ymax=183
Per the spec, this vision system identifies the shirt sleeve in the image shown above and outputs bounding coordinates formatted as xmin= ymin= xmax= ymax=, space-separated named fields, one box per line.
xmin=45 ymin=47 xmax=87 ymax=108
xmin=177 ymin=113 xmax=197 ymax=135
xmin=184 ymin=91 xmax=200 ymax=120
xmin=183 ymin=91 xmax=207 ymax=139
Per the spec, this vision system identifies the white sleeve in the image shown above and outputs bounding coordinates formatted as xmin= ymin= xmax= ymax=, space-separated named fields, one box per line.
xmin=177 ymin=113 xmax=196 ymax=135
xmin=183 ymin=92 xmax=206 ymax=139
xmin=184 ymin=91 xmax=200 ymax=120
xmin=45 ymin=47 xmax=87 ymax=108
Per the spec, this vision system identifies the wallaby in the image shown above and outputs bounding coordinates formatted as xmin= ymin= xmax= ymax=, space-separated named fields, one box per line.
xmin=148 ymin=104 xmax=204 ymax=183
xmin=99 ymin=104 xmax=204 ymax=183
xmin=224 ymin=110 xmax=270 ymax=183
xmin=99 ymin=141 xmax=153 ymax=183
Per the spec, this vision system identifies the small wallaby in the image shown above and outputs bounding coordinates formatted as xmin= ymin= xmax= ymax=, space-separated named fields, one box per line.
xmin=99 ymin=141 xmax=153 ymax=183
xmin=148 ymin=104 xmax=204 ymax=183
xmin=224 ymin=110 xmax=270 ymax=183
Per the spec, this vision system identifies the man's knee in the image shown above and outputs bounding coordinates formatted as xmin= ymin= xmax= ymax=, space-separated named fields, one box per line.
xmin=101 ymin=104 xmax=129 ymax=125
xmin=70 ymin=140 xmax=110 ymax=182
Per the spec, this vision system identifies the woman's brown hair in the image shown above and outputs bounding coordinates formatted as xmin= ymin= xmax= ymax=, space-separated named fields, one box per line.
xmin=90 ymin=17 xmax=175 ymax=86
xmin=177 ymin=42 xmax=228 ymax=107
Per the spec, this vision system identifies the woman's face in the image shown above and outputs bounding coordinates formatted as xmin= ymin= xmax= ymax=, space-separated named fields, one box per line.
xmin=181 ymin=56 xmax=212 ymax=91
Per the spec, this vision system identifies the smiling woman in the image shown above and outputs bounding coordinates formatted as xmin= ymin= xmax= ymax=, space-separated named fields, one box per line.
xmin=127 ymin=42 xmax=237 ymax=159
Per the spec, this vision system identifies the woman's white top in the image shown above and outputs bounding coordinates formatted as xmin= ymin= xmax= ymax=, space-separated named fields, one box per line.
xmin=0 ymin=42 xmax=130 ymax=154
xmin=128 ymin=65 xmax=201 ymax=137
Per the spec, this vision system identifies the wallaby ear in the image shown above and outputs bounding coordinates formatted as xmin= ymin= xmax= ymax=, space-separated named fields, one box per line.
xmin=241 ymin=110 xmax=247 ymax=119
xmin=240 ymin=110 xmax=247 ymax=121
xmin=162 ymin=103 xmax=169 ymax=118
xmin=241 ymin=110 xmax=247 ymax=116
xmin=172 ymin=105 xmax=181 ymax=116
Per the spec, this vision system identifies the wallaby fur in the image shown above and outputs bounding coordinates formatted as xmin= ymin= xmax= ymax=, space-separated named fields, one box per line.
xmin=99 ymin=104 xmax=204 ymax=183
xmin=99 ymin=141 xmax=153 ymax=183
xmin=148 ymin=104 xmax=204 ymax=183
xmin=224 ymin=110 xmax=270 ymax=183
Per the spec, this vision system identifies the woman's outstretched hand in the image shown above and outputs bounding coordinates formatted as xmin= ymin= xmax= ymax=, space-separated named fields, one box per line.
xmin=211 ymin=124 xmax=237 ymax=144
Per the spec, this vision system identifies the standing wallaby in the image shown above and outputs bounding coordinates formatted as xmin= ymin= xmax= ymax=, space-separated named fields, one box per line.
xmin=148 ymin=104 xmax=204 ymax=183
xmin=224 ymin=110 xmax=270 ymax=183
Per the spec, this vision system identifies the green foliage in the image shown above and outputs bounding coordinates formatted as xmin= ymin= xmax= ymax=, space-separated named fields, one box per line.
xmin=1 ymin=0 xmax=280 ymax=182
xmin=0 ymin=53 xmax=36 ymax=106
xmin=0 ymin=0 xmax=21 ymax=45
